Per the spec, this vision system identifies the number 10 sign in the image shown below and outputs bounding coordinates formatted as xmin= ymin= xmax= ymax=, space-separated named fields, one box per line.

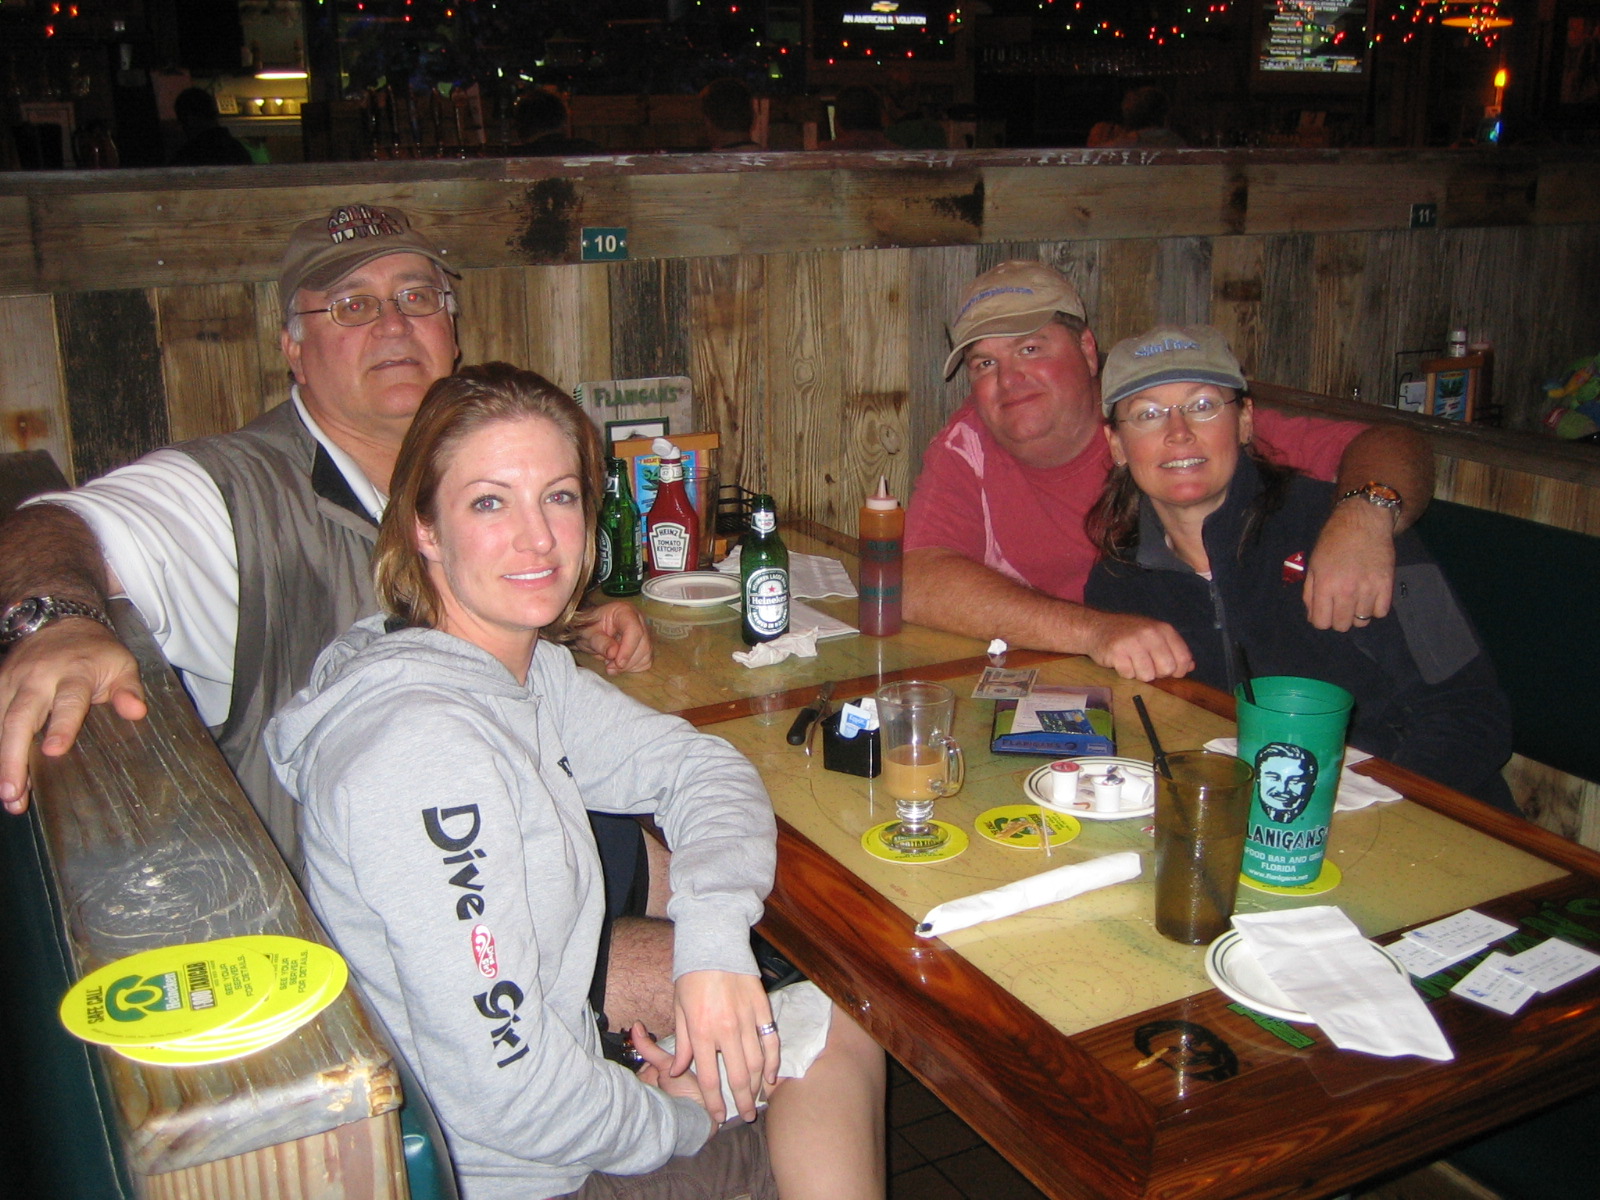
xmin=581 ymin=227 xmax=629 ymax=261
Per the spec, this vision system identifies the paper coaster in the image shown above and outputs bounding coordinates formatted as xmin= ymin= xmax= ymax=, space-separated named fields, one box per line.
xmin=60 ymin=942 xmax=277 ymax=1048
xmin=164 ymin=937 xmax=347 ymax=1050
xmin=1239 ymin=860 xmax=1342 ymax=896
xmin=974 ymin=805 xmax=1081 ymax=850
xmin=60 ymin=936 xmax=349 ymax=1067
xmin=862 ymin=820 xmax=969 ymax=864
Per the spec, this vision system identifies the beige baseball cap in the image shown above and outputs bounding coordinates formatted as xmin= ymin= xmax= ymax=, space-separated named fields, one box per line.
xmin=1099 ymin=325 xmax=1247 ymax=416
xmin=277 ymin=203 xmax=458 ymax=319
xmin=943 ymin=260 xmax=1088 ymax=378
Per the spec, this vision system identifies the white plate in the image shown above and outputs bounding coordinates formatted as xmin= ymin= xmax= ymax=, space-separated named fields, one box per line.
xmin=1024 ymin=757 xmax=1156 ymax=821
xmin=1205 ymin=929 xmax=1409 ymax=1023
xmin=641 ymin=571 xmax=741 ymax=607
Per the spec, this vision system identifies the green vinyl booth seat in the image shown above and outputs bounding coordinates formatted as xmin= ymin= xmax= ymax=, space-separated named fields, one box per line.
xmin=1413 ymin=499 xmax=1600 ymax=786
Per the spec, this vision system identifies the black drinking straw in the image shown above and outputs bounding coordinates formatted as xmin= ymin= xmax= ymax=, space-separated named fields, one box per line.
xmin=1132 ymin=694 xmax=1173 ymax=780
xmin=1236 ymin=643 xmax=1258 ymax=705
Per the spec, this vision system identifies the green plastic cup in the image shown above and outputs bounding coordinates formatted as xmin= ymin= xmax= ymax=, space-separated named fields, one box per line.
xmin=1235 ymin=676 xmax=1354 ymax=888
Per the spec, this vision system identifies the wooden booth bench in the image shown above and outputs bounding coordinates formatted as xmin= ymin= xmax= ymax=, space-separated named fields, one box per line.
xmin=0 ymin=451 xmax=455 ymax=1200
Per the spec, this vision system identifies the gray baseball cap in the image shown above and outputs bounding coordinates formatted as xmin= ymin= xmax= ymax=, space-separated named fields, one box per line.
xmin=1099 ymin=325 xmax=1247 ymax=416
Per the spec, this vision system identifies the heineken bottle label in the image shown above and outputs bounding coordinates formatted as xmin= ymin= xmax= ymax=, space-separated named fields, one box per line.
xmin=751 ymin=510 xmax=776 ymax=535
xmin=650 ymin=522 xmax=690 ymax=571
xmin=745 ymin=567 xmax=789 ymax=636
xmin=597 ymin=530 xmax=614 ymax=583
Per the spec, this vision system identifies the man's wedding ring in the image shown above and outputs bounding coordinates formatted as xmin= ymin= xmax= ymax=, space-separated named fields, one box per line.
xmin=756 ymin=1022 xmax=778 ymax=1037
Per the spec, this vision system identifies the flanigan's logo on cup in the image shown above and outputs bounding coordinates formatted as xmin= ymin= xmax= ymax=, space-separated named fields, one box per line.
xmin=1235 ymin=677 xmax=1353 ymax=888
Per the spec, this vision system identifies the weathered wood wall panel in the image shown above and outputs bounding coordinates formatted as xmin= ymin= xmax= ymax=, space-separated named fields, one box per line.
xmin=455 ymin=265 xmax=532 ymax=370
xmin=0 ymin=294 xmax=70 ymax=474
xmin=765 ymin=253 xmax=846 ymax=523
xmin=524 ymin=263 xmax=611 ymax=397
xmin=838 ymin=249 xmax=912 ymax=526
xmin=690 ymin=255 xmax=767 ymax=494
xmin=608 ymin=259 xmax=689 ymax=381
xmin=56 ymin=290 xmax=168 ymax=480
xmin=155 ymin=284 xmax=267 ymax=442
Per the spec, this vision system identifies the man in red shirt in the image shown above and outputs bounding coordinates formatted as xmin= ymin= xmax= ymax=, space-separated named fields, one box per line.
xmin=904 ymin=260 xmax=1434 ymax=681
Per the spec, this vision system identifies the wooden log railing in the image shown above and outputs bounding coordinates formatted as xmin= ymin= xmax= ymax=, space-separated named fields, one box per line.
xmin=22 ymin=596 xmax=413 ymax=1198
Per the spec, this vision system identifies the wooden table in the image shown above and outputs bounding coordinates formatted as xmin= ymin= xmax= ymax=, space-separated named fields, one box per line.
xmin=591 ymin=536 xmax=1600 ymax=1200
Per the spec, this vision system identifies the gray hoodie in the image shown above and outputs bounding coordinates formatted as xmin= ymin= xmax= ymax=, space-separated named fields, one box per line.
xmin=266 ymin=617 xmax=776 ymax=1199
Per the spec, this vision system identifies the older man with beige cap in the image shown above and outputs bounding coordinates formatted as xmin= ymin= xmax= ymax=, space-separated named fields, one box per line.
xmin=903 ymin=259 xmax=1434 ymax=681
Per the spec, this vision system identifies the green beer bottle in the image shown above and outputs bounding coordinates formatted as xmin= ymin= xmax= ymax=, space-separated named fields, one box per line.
xmin=740 ymin=494 xmax=790 ymax=645
xmin=597 ymin=457 xmax=642 ymax=597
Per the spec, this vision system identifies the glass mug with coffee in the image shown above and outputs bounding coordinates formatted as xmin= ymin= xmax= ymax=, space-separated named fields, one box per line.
xmin=874 ymin=681 xmax=965 ymax=852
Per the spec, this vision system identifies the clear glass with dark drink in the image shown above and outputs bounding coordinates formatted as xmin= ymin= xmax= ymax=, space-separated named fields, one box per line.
xmin=1153 ymin=750 xmax=1255 ymax=945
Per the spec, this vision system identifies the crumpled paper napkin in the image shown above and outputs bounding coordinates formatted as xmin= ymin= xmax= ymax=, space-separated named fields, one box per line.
xmin=731 ymin=627 xmax=821 ymax=668
xmin=1231 ymin=907 xmax=1453 ymax=1060
xmin=1203 ymin=737 xmax=1403 ymax=810
xmin=915 ymin=852 xmax=1141 ymax=939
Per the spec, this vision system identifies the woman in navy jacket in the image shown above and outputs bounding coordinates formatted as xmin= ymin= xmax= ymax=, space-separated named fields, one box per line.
xmin=1084 ymin=326 xmax=1515 ymax=811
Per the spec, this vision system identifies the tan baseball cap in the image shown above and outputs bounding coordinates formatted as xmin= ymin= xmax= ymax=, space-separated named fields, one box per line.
xmin=277 ymin=204 xmax=458 ymax=319
xmin=1099 ymin=325 xmax=1247 ymax=416
xmin=943 ymin=260 xmax=1088 ymax=378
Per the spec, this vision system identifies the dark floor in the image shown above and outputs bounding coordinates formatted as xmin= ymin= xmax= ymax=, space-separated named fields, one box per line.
xmin=886 ymin=1056 xmax=1047 ymax=1200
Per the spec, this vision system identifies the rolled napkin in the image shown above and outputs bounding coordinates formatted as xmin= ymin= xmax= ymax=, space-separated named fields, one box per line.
xmin=1203 ymin=737 xmax=1402 ymax=810
xmin=731 ymin=627 xmax=821 ymax=668
xmin=915 ymin=852 xmax=1142 ymax=939
xmin=1231 ymin=907 xmax=1453 ymax=1061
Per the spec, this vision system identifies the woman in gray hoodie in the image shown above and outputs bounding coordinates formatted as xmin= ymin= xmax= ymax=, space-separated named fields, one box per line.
xmin=267 ymin=363 xmax=884 ymax=1200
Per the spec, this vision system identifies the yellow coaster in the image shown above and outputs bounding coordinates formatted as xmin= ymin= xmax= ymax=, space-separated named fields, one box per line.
xmin=1239 ymin=859 xmax=1343 ymax=896
xmin=60 ymin=942 xmax=276 ymax=1048
xmin=862 ymin=820 xmax=969 ymax=864
xmin=111 ymin=1029 xmax=290 ymax=1067
xmin=974 ymin=805 xmax=1081 ymax=850
xmin=165 ymin=937 xmax=347 ymax=1050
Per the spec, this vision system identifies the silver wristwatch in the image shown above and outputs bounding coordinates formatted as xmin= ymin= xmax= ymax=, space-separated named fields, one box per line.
xmin=0 ymin=596 xmax=115 ymax=650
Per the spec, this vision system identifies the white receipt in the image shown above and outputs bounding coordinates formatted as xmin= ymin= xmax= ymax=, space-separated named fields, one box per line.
xmin=1498 ymin=938 xmax=1600 ymax=993
xmin=1388 ymin=937 xmax=1464 ymax=979
xmin=1452 ymin=953 xmax=1538 ymax=1015
xmin=1405 ymin=910 xmax=1517 ymax=958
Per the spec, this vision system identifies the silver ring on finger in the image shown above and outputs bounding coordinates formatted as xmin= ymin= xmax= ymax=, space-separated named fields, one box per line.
xmin=755 ymin=1022 xmax=777 ymax=1037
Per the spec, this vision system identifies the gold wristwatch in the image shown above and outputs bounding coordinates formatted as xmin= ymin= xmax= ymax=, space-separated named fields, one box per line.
xmin=1335 ymin=481 xmax=1403 ymax=513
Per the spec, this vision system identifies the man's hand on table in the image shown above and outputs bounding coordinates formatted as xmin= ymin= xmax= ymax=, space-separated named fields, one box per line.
xmin=670 ymin=968 xmax=778 ymax=1124
xmin=0 ymin=619 xmax=147 ymax=814
xmin=1303 ymin=499 xmax=1397 ymax=632
xmin=575 ymin=601 xmax=654 ymax=674
xmin=1083 ymin=611 xmax=1195 ymax=683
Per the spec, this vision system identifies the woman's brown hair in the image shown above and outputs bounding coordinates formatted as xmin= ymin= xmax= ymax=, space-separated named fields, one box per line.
xmin=372 ymin=362 xmax=604 ymax=640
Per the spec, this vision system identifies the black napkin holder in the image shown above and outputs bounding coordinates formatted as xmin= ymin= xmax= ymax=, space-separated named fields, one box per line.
xmin=821 ymin=711 xmax=880 ymax=778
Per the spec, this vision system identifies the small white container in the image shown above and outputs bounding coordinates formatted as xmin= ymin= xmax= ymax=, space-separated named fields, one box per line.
xmin=1047 ymin=760 xmax=1081 ymax=804
xmin=1092 ymin=769 xmax=1124 ymax=814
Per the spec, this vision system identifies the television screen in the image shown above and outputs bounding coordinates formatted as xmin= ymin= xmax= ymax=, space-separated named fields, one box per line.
xmin=814 ymin=0 xmax=950 ymax=60
xmin=1257 ymin=1 xmax=1367 ymax=78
